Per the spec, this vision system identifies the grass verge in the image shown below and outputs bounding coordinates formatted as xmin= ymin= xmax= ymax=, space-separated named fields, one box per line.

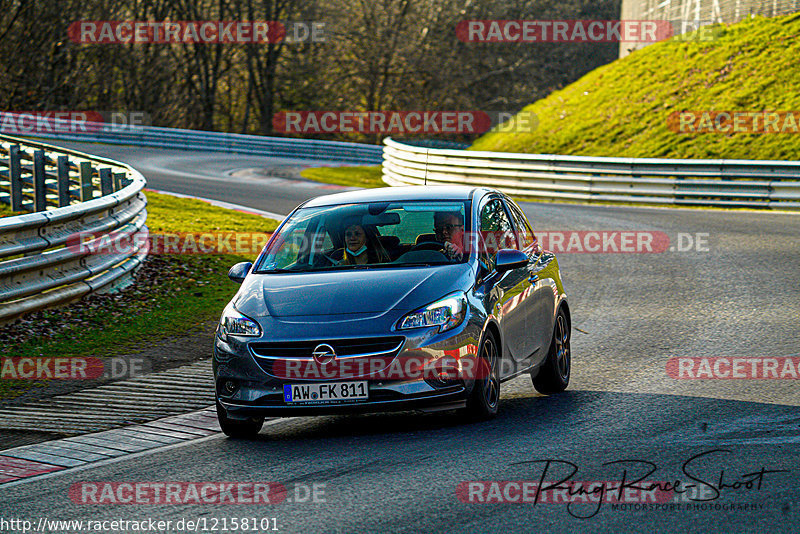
xmin=300 ymin=165 xmax=384 ymax=188
xmin=0 ymin=202 xmax=20 ymax=218
xmin=471 ymin=13 xmax=800 ymax=160
xmin=0 ymin=190 xmax=279 ymax=399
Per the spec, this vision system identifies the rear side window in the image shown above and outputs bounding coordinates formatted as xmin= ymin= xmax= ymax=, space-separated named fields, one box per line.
xmin=508 ymin=202 xmax=535 ymax=250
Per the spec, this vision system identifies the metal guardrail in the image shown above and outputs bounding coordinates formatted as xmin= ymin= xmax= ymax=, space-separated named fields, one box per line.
xmin=0 ymin=117 xmax=383 ymax=165
xmin=382 ymin=137 xmax=800 ymax=209
xmin=0 ymin=134 xmax=148 ymax=323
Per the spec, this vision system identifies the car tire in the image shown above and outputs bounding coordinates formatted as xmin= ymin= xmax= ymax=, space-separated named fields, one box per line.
xmin=216 ymin=400 xmax=264 ymax=439
xmin=532 ymin=308 xmax=571 ymax=394
xmin=462 ymin=331 xmax=500 ymax=420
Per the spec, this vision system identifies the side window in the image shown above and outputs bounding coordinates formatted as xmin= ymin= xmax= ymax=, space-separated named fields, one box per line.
xmin=479 ymin=199 xmax=516 ymax=267
xmin=508 ymin=203 xmax=535 ymax=250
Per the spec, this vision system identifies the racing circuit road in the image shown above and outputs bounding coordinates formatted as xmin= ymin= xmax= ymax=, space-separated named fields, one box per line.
xmin=1 ymin=140 xmax=799 ymax=533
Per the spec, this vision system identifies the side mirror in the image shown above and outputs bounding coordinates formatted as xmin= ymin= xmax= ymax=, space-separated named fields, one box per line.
xmin=495 ymin=249 xmax=528 ymax=273
xmin=228 ymin=262 xmax=253 ymax=284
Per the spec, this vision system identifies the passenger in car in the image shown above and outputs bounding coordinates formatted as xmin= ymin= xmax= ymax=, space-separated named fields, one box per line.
xmin=434 ymin=211 xmax=465 ymax=261
xmin=341 ymin=220 xmax=390 ymax=265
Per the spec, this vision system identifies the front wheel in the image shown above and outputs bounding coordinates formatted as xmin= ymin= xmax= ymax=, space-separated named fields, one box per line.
xmin=532 ymin=308 xmax=571 ymax=394
xmin=216 ymin=400 xmax=264 ymax=439
xmin=462 ymin=332 xmax=500 ymax=420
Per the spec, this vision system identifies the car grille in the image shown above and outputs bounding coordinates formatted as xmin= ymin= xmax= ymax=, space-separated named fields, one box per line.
xmin=250 ymin=337 xmax=405 ymax=360
xmin=249 ymin=336 xmax=405 ymax=379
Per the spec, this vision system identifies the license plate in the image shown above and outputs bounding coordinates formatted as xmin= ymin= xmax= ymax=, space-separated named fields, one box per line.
xmin=283 ymin=381 xmax=368 ymax=404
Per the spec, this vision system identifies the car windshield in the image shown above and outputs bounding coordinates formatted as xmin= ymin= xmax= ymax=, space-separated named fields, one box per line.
xmin=256 ymin=201 xmax=470 ymax=272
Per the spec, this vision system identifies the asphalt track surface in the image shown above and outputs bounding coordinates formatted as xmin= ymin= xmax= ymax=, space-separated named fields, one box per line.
xmin=1 ymin=140 xmax=799 ymax=533
xmin=32 ymin=139 xmax=356 ymax=215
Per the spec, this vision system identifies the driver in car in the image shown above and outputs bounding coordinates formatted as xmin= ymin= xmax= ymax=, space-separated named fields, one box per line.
xmin=434 ymin=211 xmax=465 ymax=261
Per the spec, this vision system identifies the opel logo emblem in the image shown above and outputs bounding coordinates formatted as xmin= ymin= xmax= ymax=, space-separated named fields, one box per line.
xmin=312 ymin=344 xmax=337 ymax=365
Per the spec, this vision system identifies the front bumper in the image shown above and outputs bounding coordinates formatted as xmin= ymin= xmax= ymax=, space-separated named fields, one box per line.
xmin=219 ymin=388 xmax=468 ymax=417
xmin=213 ymin=318 xmax=482 ymax=418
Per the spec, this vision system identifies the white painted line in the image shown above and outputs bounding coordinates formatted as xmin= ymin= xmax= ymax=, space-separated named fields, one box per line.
xmin=64 ymin=436 xmax=148 ymax=453
xmin=15 ymin=445 xmax=108 ymax=463
xmin=134 ymin=425 xmax=205 ymax=440
xmin=145 ymin=188 xmax=287 ymax=220
xmin=2 ymin=450 xmax=85 ymax=468
xmin=35 ymin=440 xmax=125 ymax=458
xmin=142 ymin=421 xmax=213 ymax=437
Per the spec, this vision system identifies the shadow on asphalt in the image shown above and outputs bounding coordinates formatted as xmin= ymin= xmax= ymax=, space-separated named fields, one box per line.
xmin=238 ymin=391 xmax=593 ymax=443
xmin=217 ymin=390 xmax=800 ymax=451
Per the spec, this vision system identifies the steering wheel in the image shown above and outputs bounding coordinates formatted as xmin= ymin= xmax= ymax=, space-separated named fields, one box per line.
xmin=315 ymin=252 xmax=340 ymax=266
xmin=295 ymin=251 xmax=340 ymax=268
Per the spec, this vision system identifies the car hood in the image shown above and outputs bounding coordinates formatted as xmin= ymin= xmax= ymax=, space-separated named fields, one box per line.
xmin=234 ymin=264 xmax=473 ymax=319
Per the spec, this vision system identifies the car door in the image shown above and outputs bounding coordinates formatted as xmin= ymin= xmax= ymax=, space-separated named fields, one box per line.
xmin=505 ymin=198 xmax=556 ymax=367
xmin=477 ymin=196 xmax=530 ymax=375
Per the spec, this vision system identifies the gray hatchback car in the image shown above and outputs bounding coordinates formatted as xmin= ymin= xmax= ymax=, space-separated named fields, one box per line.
xmin=214 ymin=186 xmax=570 ymax=437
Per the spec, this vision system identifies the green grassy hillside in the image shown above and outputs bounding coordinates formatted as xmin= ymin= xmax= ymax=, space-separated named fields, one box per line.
xmin=471 ymin=14 xmax=800 ymax=160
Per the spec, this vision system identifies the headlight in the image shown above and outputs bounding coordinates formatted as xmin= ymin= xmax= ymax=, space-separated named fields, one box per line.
xmin=218 ymin=303 xmax=262 ymax=341
xmin=398 ymin=293 xmax=467 ymax=333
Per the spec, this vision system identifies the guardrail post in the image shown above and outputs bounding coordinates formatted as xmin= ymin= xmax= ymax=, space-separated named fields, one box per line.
xmin=57 ymin=155 xmax=70 ymax=207
xmin=79 ymin=162 xmax=94 ymax=201
xmin=0 ymin=136 xmax=149 ymax=322
xmin=99 ymin=168 xmax=112 ymax=196
xmin=9 ymin=145 xmax=22 ymax=211
xmin=33 ymin=150 xmax=47 ymax=212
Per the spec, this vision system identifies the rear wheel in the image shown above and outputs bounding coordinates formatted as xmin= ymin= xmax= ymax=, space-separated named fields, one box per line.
xmin=462 ymin=332 xmax=500 ymax=420
xmin=532 ymin=308 xmax=571 ymax=394
xmin=216 ymin=400 xmax=264 ymax=439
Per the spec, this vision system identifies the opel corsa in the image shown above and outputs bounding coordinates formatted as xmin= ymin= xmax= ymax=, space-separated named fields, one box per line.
xmin=214 ymin=186 xmax=571 ymax=437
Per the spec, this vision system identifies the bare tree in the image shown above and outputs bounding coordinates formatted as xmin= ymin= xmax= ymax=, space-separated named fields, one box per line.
xmin=0 ymin=0 xmax=621 ymax=141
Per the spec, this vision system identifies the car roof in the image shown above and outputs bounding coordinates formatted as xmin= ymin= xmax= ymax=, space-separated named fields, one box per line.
xmin=302 ymin=185 xmax=493 ymax=208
